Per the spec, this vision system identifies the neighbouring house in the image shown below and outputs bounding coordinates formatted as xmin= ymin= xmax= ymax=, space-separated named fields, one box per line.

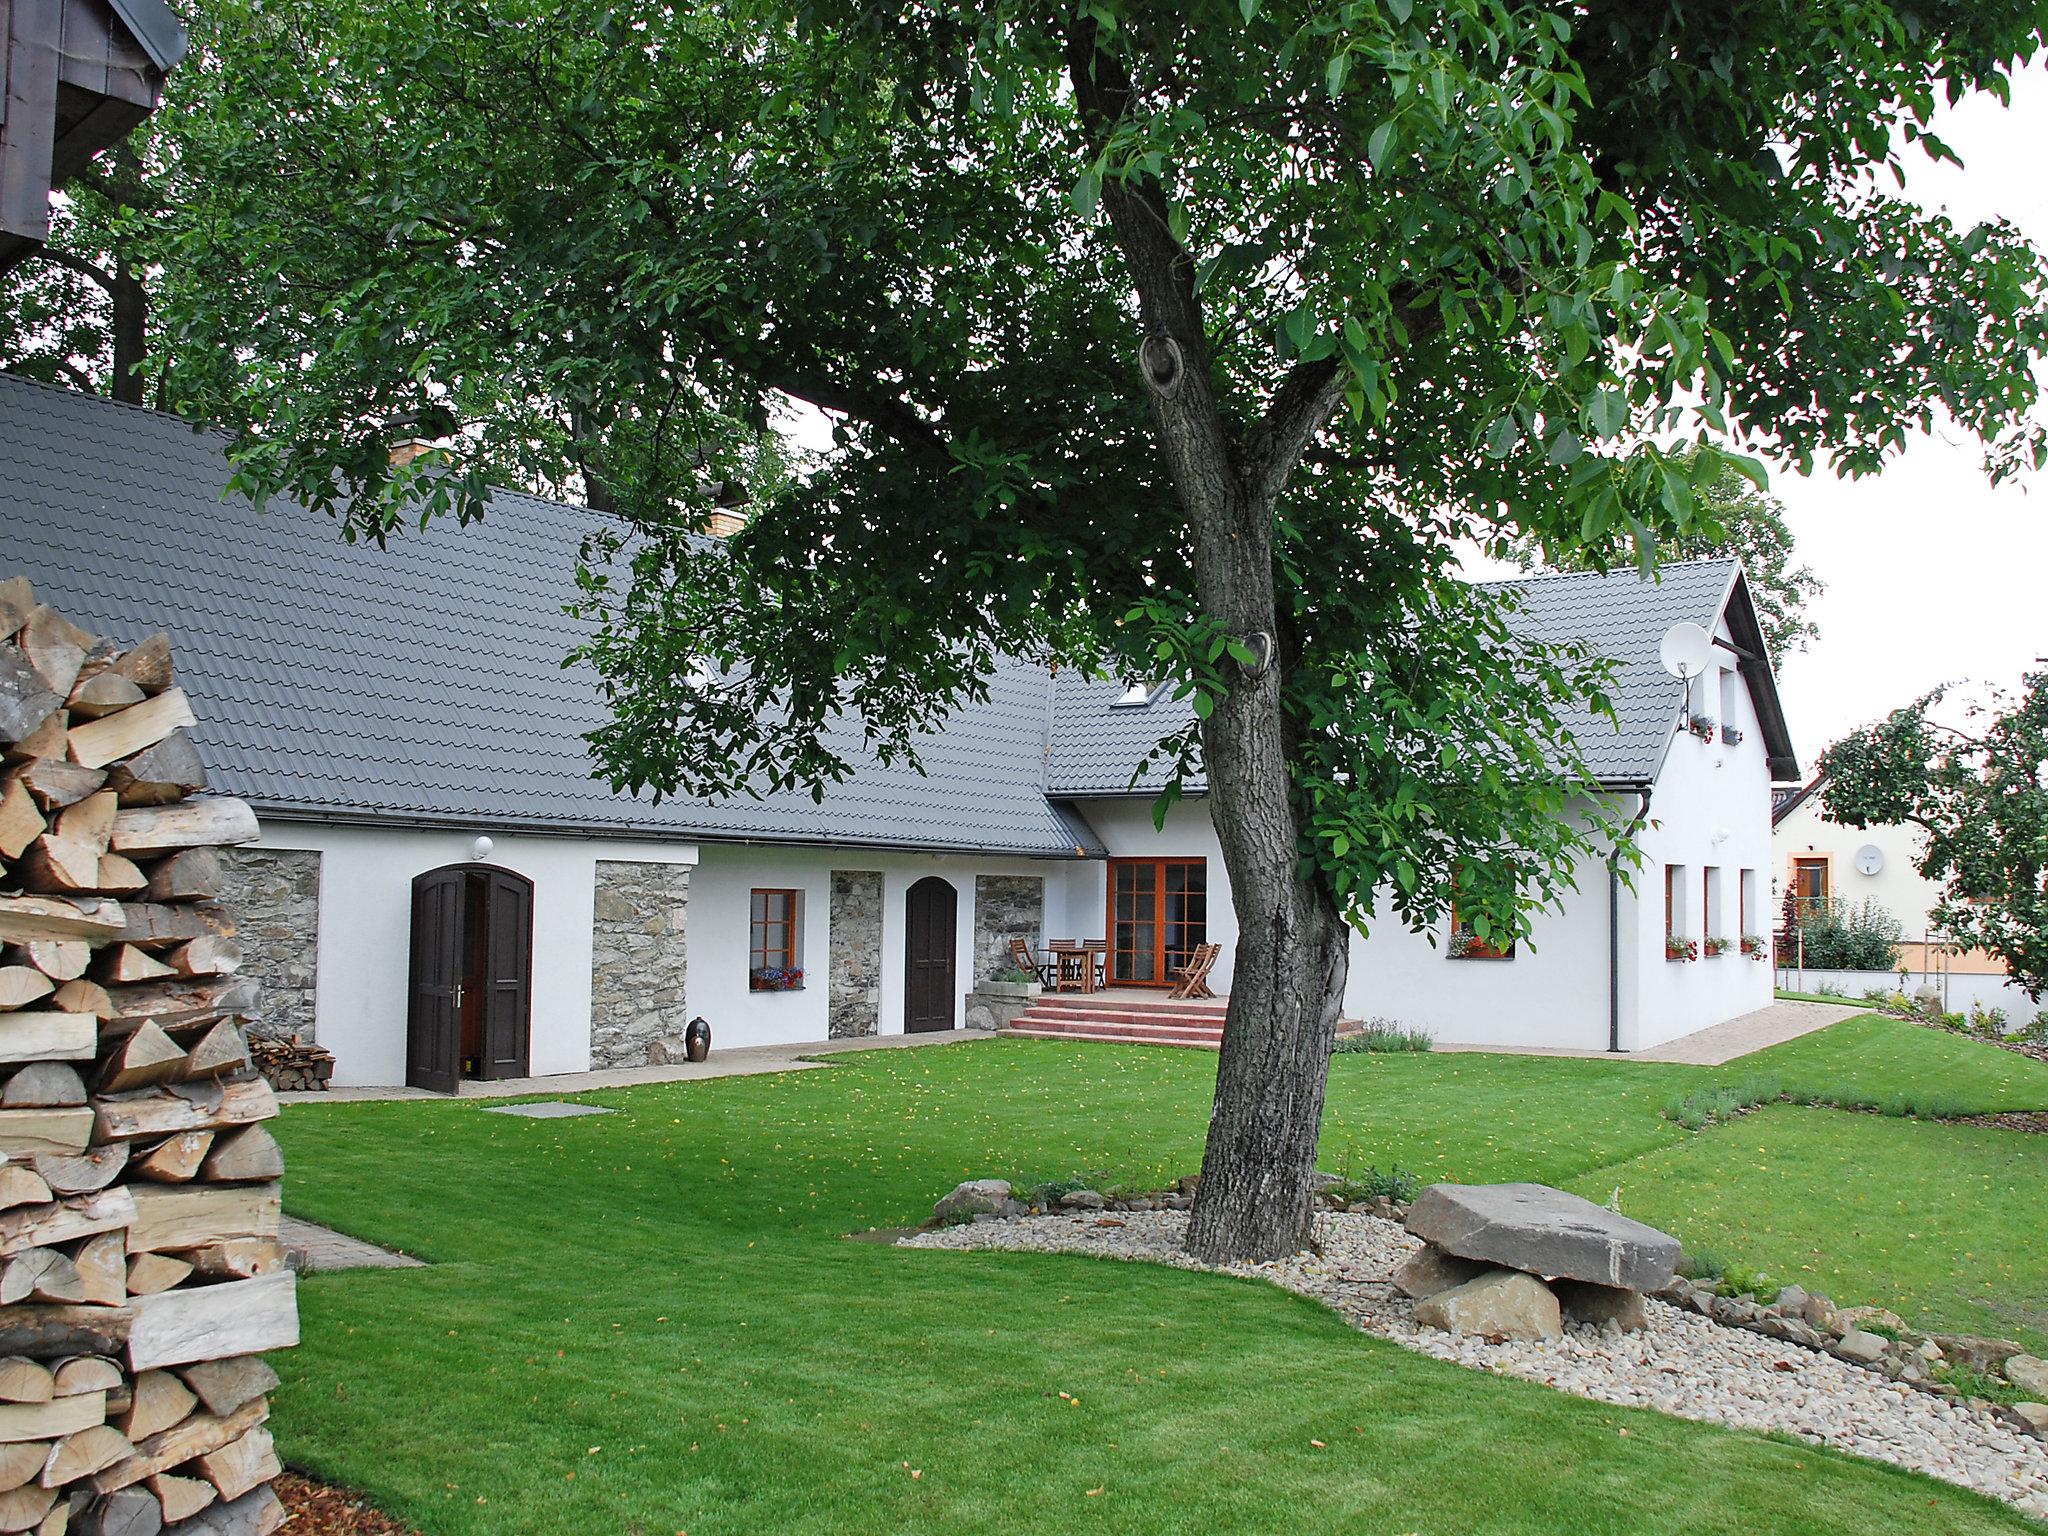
xmin=3 ymin=376 xmax=1798 ymax=1082
xmin=1771 ymin=777 xmax=2008 ymax=977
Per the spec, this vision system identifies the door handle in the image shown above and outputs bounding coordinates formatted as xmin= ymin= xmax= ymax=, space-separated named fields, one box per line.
xmin=453 ymin=982 xmax=465 ymax=1009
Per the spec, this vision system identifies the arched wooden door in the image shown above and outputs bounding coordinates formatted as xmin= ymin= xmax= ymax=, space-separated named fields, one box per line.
xmin=903 ymin=876 xmax=957 ymax=1033
xmin=407 ymin=863 xmax=534 ymax=1093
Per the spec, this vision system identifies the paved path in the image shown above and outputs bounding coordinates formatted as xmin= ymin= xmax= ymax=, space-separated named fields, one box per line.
xmin=1632 ymin=998 xmax=1863 ymax=1064
xmin=280 ymin=1214 xmax=425 ymax=1272
xmin=1431 ymin=999 xmax=1861 ymax=1065
xmin=279 ymin=1028 xmax=995 ymax=1105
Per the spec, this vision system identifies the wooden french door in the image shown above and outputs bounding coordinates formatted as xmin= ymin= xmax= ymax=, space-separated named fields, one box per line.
xmin=407 ymin=864 xmax=533 ymax=1093
xmin=903 ymin=876 xmax=957 ymax=1032
xmin=1107 ymin=858 xmax=1208 ymax=987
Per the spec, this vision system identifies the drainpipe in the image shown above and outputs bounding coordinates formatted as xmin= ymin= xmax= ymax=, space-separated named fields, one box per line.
xmin=1609 ymin=787 xmax=1653 ymax=1054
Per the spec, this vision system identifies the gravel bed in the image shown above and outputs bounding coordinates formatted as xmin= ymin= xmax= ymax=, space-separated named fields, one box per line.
xmin=903 ymin=1210 xmax=2048 ymax=1518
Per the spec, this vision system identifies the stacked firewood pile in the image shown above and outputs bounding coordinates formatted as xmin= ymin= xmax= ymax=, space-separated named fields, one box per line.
xmin=0 ymin=580 xmax=298 ymax=1535
xmin=245 ymin=1039 xmax=331 ymax=1096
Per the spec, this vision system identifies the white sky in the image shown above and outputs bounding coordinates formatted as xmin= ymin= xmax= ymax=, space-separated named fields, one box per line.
xmin=1769 ymin=59 xmax=2048 ymax=773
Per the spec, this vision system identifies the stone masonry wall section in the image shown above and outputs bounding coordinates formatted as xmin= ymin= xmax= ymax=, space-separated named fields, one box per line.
xmin=973 ymin=874 xmax=1045 ymax=984
xmin=218 ymin=846 xmax=321 ymax=1041
xmin=829 ymin=870 xmax=883 ymax=1038
xmin=590 ymin=859 xmax=691 ymax=1067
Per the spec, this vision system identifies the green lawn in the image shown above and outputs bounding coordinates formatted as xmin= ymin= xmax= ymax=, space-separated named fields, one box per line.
xmin=270 ymin=1019 xmax=2048 ymax=1535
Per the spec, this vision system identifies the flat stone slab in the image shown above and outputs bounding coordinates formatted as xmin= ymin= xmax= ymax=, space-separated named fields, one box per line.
xmin=1405 ymin=1182 xmax=1681 ymax=1292
xmin=279 ymin=1215 xmax=424 ymax=1273
xmin=482 ymin=1101 xmax=614 ymax=1119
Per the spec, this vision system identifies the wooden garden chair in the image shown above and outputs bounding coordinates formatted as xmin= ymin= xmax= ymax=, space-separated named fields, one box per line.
xmin=1168 ymin=942 xmax=1222 ymax=1001
xmin=1082 ymin=938 xmax=1107 ymax=993
xmin=1045 ymin=939 xmax=1088 ymax=992
xmin=1009 ymin=936 xmax=1054 ymax=987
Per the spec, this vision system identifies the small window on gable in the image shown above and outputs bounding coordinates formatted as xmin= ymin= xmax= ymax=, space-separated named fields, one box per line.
xmin=1111 ymin=681 xmax=1164 ymax=708
xmin=1719 ymin=665 xmax=1738 ymax=729
xmin=750 ymin=888 xmax=804 ymax=989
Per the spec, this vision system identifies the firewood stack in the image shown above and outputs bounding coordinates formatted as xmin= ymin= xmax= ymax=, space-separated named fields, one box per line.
xmin=0 ymin=580 xmax=298 ymax=1535
xmin=245 ymin=1039 xmax=331 ymax=1096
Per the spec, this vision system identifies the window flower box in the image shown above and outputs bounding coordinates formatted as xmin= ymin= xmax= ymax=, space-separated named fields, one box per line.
xmin=750 ymin=966 xmax=805 ymax=992
xmin=1739 ymin=934 xmax=1768 ymax=960
xmin=1449 ymin=929 xmax=1513 ymax=961
xmin=1703 ymin=936 xmax=1732 ymax=957
xmin=1720 ymin=723 xmax=1744 ymax=746
xmin=1686 ymin=714 xmax=1717 ymax=743
xmin=1666 ymin=936 xmax=1698 ymax=962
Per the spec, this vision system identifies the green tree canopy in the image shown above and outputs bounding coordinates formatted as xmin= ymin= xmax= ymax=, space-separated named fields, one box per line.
xmin=132 ymin=0 xmax=2048 ymax=1257
xmin=1821 ymin=674 xmax=2048 ymax=1000
xmin=1510 ymin=454 xmax=1825 ymax=670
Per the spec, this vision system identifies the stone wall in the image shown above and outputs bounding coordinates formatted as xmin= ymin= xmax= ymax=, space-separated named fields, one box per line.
xmin=590 ymin=859 xmax=691 ymax=1068
xmin=217 ymin=846 xmax=321 ymax=1041
xmin=829 ymin=870 xmax=883 ymax=1038
xmin=973 ymin=873 xmax=1045 ymax=983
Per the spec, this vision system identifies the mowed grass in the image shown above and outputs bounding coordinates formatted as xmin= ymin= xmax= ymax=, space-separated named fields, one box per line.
xmin=1579 ymin=1105 xmax=2048 ymax=1352
xmin=270 ymin=1024 xmax=2048 ymax=1536
xmin=1736 ymin=1012 xmax=2048 ymax=1114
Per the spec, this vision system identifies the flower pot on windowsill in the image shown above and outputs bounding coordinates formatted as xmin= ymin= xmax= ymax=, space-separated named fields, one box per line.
xmin=1739 ymin=935 xmax=1768 ymax=960
xmin=750 ymin=968 xmax=806 ymax=992
xmin=1665 ymin=938 xmax=1699 ymax=962
xmin=1703 ymin=937 xmax=1733 ymax=958
xmin=1687 ymin=714 xmax=1717 ymax=743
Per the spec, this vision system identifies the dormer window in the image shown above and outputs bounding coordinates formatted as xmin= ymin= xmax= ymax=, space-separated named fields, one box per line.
xmin=1111 ymin=681 xmax=1166 ymax=708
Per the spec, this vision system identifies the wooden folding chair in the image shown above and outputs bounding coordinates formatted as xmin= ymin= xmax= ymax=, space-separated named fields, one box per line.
xmin=1082 ymin=938 xmax=1108 ymax=993
xmin=1045 ymin=940 xmax=1086 ymax=992
xmin=1009 ymin=936 xmax=1053 ymax=987
xmin=1168 ymin=942 xmax=1221 ymax=1001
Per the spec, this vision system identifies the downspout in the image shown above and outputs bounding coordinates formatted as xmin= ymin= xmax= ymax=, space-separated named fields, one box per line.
xmin=1609 ymin=787 xmax=1653 ymax=1054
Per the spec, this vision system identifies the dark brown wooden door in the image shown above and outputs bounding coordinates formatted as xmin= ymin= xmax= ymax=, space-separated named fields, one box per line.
xmin=406 ymin=867 xmax=466 ymax=1094
xmin=478 ymin=868 xmax=533 ymax=1080
xmin=903 ymin=876 xmax=957 ymax=1033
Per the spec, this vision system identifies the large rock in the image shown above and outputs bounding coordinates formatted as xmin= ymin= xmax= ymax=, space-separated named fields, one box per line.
xmin=1551 ymin=1278 xmax=1649 ymax=1332
xmin=1833 ymin=1329 xmax=1890 ymax=1365
xmin=2005 ymin=1355 xmax=2048 ymax=1397
xmin=1404 ymin=1183 xmax=1681 ymax=1292
xmin=1412 ymin=1270 xmax=1562 ymax=1343
xmin=1392 ymin=1243 xmax=1490 ymax=1300
xmin=933 ymin=1179 xmax=1013 ymax=1223
xmin=1933 ymin=1334 xmax=2027 ymax=1374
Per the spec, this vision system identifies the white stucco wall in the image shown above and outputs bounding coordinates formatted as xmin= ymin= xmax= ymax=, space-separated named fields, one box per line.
xmin=1343 ymin=824 xmax=1623 ymax=1051
xmin=684 ymin=844 xmax=1068 ymax=1048
xmin=1626 ymin=637 xmax=1778 ymax=1050
xmin=249 ymin=821 xmax=698 ymax=1088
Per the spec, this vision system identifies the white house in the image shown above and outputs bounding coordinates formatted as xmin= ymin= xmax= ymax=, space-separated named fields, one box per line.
xmin=2 ymin=375 xmax=1799 ymax=1082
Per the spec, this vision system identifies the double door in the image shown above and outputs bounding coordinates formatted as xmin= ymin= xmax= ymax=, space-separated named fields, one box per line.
xmin=1107 ymin=858 xmax=1207 ymax=986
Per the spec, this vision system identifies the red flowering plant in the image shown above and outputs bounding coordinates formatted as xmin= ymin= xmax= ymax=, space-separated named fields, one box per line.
xmin=1666 ymin=935 xmax=1699 ymax=962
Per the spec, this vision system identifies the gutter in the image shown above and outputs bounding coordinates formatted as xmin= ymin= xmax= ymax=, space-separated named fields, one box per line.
xmin=1609 ymin=785 xmax=1654 ymax=1054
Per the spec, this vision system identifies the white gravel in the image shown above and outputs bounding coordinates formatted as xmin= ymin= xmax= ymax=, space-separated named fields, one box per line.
xmin=903 ymin=1210 xmax=2048 ymax=1518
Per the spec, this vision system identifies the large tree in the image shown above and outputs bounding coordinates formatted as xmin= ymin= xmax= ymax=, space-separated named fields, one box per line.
xmin=151 ymin=0 xmax=2048 ymax=1259
xmin=1510 ymin=454 xmax=1825 ymax=670
xmin=1820 ymin=673 xmax=2048 ymax=1000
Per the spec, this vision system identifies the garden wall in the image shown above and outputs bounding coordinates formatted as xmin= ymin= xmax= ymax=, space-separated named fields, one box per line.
xmin=1779 ymin=966 xmax=2040 ymax=1029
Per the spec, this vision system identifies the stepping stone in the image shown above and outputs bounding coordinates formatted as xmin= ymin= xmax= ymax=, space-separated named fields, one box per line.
xmin=483 ymin=1101 xmax=613 ymax=1119
xmin=1405 ymin=1182 xmax=1681 ymax=1292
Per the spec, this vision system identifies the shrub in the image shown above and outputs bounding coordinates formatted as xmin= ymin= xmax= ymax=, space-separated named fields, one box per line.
xmin=2024 ymin=1011 xmax=2048 ymax=1045
xmin=1793 ymin=896 xmax=1902 ymax=971
xmin=1332 ymin=1165 xmax=1424 ymax=1204
xmin=993 ymin=966 xmax=1038 ymax=984
xmin=1677 ymin=1249 xmax=1725 ymax=1284
xmin=1714 ymin=1264 xmax=1781 ymax=1305
xmin=1332 ymin=1019 xmax=1434 ymax=1054
xmin=1661 ymin=1073 xmax=1782 ymax=1129
xmin=1967 ymin=999 xmax=2008 ymax=1039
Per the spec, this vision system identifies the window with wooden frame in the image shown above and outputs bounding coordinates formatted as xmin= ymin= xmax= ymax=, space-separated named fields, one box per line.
xmin=1790 ymin=856 xmax=1829 ymax=915
xmin=749 ymin=889 xmax=803 ymax=989
xmin=1448 ymin=895 xmax=1515 ymax=960
xmin=1664 ymin=863 xmax=1695 ymax=960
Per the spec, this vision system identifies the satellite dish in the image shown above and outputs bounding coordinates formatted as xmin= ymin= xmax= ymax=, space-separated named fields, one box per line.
xmin=1659 ymin=622 xmax=1713 ymax=680
xmin=1855 ymin=844 xmax=1885 ymax=876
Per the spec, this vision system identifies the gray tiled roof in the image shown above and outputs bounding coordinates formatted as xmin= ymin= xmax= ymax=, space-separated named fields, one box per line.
xmin=0 ymin=375 xmax=1101 ymax=857
xmin=1047 ymin=558 xmax=1796 ymax=793
xmin=0 ymin=376 xmax=1793 ymax=846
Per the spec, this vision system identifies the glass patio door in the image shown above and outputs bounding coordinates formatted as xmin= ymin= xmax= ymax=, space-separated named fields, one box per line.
xmin=1108 ymin=858 xmax=1207 ymax=986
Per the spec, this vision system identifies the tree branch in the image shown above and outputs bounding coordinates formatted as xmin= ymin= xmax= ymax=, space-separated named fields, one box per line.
xmin=25 ymin=245 xmax=117 ymax=295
